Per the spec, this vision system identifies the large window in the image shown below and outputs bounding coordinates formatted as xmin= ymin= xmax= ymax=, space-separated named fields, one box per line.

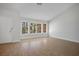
xmin=37 ymin=24 xmax=41 ymax=33
xmin=22 ymin=22 xmax=28 ymax=34
xmin=30 ymin=23 xmax=37 ymax=33
xmin=43 ymin=24 xmax=46 ymax=33
xmin=22 ymin=22 xmax=47 ymax=34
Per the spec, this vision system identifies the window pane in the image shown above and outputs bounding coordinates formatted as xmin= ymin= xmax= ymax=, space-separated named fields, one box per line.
xmin=30 ymin=23 xmax=36 ymax=33
xmin=22 ymin=22 xmax=25 ymax=34
xmin=22 ymin=22 xmax=28 ymax=34
xmin=25 ymin=22 xmax=28 ymax=33
xmin=43 ymin=24 xmax=46 ymax=33
xmin=37 ymin=24 xmax=41 ymax=33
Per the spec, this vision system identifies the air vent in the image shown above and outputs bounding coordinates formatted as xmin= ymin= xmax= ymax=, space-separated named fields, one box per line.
xmin=36 ymin=3 xmax=43 ymax=6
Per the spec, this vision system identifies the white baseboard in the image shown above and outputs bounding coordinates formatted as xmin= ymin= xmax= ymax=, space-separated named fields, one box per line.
xmin=0 ymin=40 xmax=20 ymax=44
xmin=49 ymin=36 xmax=79 ymax=43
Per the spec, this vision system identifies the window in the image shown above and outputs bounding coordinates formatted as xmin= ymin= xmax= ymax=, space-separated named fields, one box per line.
xmin=22 ymin=21 xmax=47 ymax=34
xmin=37 ymin=24 xmax=41 ymax=33
xmin=43 ymin=24 xmax=46 ymax=33
xmin=30 ymin=23 xmax=36 ymax=33
xmin=22 ymin=22 xmax=28 ymax=34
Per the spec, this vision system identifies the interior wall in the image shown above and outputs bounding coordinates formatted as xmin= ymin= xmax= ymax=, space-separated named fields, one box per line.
xmin=0 ymin=4 xmax=48 ymax=43
xmin=0 ymin=16 xmax=12 ymax=43
xmin=0 ymin=5 xmax=20 ymax=43
xmin=49 ymin=4 xmax=79 ymax=42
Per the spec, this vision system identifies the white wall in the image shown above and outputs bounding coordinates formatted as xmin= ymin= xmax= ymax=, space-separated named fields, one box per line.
xmin=0 ymin=16 xmax=12 ymax=43
xmin=0 ymin=5 xmax=20 ymax=43
xmin=49 ymin=4 xmax=79 ymax=42
xmin=0 ymin=4 xmax=48 ymax=43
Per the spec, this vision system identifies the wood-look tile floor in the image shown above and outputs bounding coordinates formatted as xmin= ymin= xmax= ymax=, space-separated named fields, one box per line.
xmin=0 ymin=37 xmax=79 ymax=56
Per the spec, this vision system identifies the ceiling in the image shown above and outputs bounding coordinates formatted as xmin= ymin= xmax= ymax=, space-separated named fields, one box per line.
xmin=0 ymin=3 xmax=75 ymax=21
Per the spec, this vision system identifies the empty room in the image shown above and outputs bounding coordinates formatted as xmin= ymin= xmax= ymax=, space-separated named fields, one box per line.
xmin=0 ymin=3 xmax=79 ymax=56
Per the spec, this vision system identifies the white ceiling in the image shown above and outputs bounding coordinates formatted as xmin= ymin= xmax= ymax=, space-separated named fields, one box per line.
xmin=0 ymin=3 xmax=75 ymax=21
